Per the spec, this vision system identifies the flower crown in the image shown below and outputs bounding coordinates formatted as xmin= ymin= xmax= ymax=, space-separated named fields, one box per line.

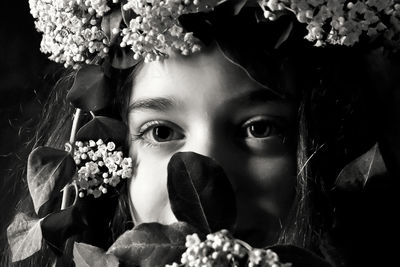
xmin=30 ymin=0 xmax=400 ymax=69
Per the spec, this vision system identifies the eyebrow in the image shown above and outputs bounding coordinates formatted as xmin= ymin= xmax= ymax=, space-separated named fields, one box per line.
xmin=127 ymin=89 xmax=288 ymax=113
xmin=229 ymin=88 xmax=286 ymax=106
xmin=127 ymin=97 xmax=177 ymax=113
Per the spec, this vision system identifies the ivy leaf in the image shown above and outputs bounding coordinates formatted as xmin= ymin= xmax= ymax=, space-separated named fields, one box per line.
xmin=109 ymin=47 xmax=139 ymax=69
xmin=108 ymin=222 xmax=197 ymax=267
xmin=27 ymin=146 xmax=76 ymax=215
xmin=216 ymin=0 xmax=248 ymax=16
xmin=7 ymin=213 xmax=44 ymax=262
xmin=121 ymin=4 xmax=137 ymax=27
xmin=41 ymin=194 xmax=120 ymax=256
xmin=73 ymin=242 xmax=119 ymax=267
xmin=167 ymin=152 xmax=236 ymax=234
xmin=274 ymin=20 xmax=293 ymax=49
xmin=75 ymin=116 xmax=127 ymax=145
xmin=41 ymin=205 xmax=86 ymax=256
xmin=178 ymin=13 xmax=214 ymax=46
xmin=335 ymin=143 xmax=386 ymax=190
xmin=101 ymin=9 xmax=123 ymax=45
xmin=67 ymin=65 xmax=112 ymax=111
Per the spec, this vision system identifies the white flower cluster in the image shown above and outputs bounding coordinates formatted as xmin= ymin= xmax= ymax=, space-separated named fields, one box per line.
xmin=73 ymin=139 xmax=133 ymax=198
xmin=29 ymin=0 xmax=219 ymax=67
xmin=29 ymin=0 xmax=400 ymax=68
xmin=259 ymin=0 xmax=400 ymax=47
xmin=29 ymin=0 xmax=114 ymax=68
xmin=166 ymin=230 xmax=291 ymax=267
xmin=121 ymin=0 xmax=218 ymax=62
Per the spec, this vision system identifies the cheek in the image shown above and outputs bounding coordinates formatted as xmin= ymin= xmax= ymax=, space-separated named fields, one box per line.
xmin=233 ymin=153 xmax=296 ymax=223
xmin=247 ymin=155 xmax=296 ymax=216
xmin=128 ymin=148 xmax=177 ymax=224
xmin=225 ymin=150 xmax=296 ymax=246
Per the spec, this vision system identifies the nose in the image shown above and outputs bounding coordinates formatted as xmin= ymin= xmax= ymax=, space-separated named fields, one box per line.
xmin=178 ymin=125 xmax=239 ymax=188
xmin=180 ymin=126 xmax=220 ymax=162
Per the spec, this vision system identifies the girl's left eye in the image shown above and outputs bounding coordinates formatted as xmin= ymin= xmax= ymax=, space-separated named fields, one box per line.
xmin=241 ymin=117 xmax=283 ymax=140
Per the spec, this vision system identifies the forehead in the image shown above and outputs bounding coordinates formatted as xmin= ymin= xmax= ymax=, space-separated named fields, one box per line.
xmin=130 ymin=46 xmax=276 ymax=105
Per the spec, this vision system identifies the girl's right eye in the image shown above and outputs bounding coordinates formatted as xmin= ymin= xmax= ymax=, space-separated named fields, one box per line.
xmin=132 ymin=121 xmax=185 ymax=147
xmin=147 ymin=125 xmax=182 ymax=142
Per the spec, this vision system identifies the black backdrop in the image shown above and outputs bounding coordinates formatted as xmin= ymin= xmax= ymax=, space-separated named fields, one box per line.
xmin=0 ymin=1 xmax=62 ymax=248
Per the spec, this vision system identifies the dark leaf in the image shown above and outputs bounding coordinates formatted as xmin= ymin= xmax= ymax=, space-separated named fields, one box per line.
xmin=167 ymin=152 xmax=236 ymax=234
xmin=121 ymin=4 xmax=137 ymax=27
xmin=67 ymin=65 xmax=112 ymax=111
xmin=27 ymin=146 xmax=76 ymax=215
xmin=215 ymin=15 xmax=291 ymax=96
xmin=216 ymin=0 xmax=248 ymax=16
xmin=108 ymin=222 xmax=197 ymax=267
xmin=41 ymin=194 xmax=120 ymax=255
xmin=73 ymin=242 xmax=119 ymax=267
xmin=7 ymin=213 xmax=43 ymax=262
xmin=101 ymin=9 xmax=123 ymax=45
xmin=41 ymin=205 xmax=86 ymax=256
xmin=75 ymin=193 xmax=120 ymax=249
xmin=178 ymin=13 xmax=214 ymax=45
xmin=110 ymin=46 xmax=139 ymax=69
xmin=75 ymin=116 xmax=127 ymax=145
xmin=274 ymin=21 xmax=293 ymax=49
xmin=335 ymin=143 xmax=386 ymax=190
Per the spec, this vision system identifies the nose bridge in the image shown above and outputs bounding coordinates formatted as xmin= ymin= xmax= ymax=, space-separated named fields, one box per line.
xmin=183 ymin=123 xmax=218 ymax=160
xmin=181 ymin=123 xmax=241 ymax=191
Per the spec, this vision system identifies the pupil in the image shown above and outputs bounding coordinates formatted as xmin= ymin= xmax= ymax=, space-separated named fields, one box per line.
xmin=250 ymin=123 xmax=270 ymax=137
xmin=154 ymin=126 xmax=172 ymax=140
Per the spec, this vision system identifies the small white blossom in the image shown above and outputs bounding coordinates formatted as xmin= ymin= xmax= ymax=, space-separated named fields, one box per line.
xmin=121 ymin=157 xmax=133 ymax=169
xmin=107 ymin=141 xmax=116 ymax=151
xmin=121 ymin=168 xmax=132 ymax=179
xmin=108 ymin=163 xmax=118 ymax=173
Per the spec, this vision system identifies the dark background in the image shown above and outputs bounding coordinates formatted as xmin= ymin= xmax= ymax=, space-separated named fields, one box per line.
xmin=0 ymin=1 xmax=56 ymax=166
xmin=0 ymin=1 xmax=63 ymax=241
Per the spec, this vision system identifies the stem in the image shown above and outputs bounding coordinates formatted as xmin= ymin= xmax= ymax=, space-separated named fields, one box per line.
xmin=60 ymin=185 xmax=71 ymax=210
xmin=236 ymin=239 xmax=253 ymax=251
xmin=61 ymin=108 xmax=81 ymax=210
xmin=69 ymin=108 xmax=82 ymax=144
xmin=61 ymin=183 xmax=78 ymax=210
xmin=89 ymin=111 xmax=96 ymax=119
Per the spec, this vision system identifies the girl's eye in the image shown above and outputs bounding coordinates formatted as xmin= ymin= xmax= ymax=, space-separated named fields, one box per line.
xmin=246 ymin=121 xmax=273 ymax=138
xmin=241 ymin=117 xmax=283 ymax=140
xmin=150 ymin=126 xmax=178 ymax=142
xmin=133 ymin=121 xmax=185 ymax=146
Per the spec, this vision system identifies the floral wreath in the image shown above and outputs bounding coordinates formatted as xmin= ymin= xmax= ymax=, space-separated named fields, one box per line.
xmin=29 ymin=0 xmax=400 ymax=69
xmin=6 ymin=0 xmax=398 ymax=266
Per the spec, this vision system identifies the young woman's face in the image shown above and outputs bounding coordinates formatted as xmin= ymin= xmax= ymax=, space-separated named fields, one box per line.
xmin=127 ymin=46 xmax=297 ymax=246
